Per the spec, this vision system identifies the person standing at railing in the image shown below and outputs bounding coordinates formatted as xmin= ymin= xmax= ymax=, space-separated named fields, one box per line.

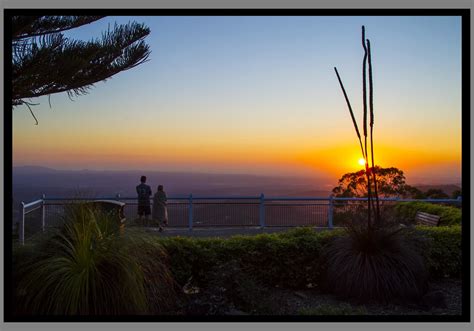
xmin=152 ymin=185 xmax=168 ymax=232
xmin=136 ymin=175 xmax=152 ymax=226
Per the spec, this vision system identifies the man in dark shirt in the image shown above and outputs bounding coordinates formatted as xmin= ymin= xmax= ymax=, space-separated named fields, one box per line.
xmin=136 ymin=175 xmax=152 ymax=226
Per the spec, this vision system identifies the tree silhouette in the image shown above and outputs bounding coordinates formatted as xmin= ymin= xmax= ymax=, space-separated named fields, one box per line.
xmin=332 ymin=166 xmax=408 ymax=199
xmin=404 ymin=185 xmax=426 ymax=199
xmin=11 ymin=16 xmax=151 ymax=122
xmin=424 ymin=189 xmax=449 ymax=199
xmin=451 ymin=189 xmax=462 ymax=199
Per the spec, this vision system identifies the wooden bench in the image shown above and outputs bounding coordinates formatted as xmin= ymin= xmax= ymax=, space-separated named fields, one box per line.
xmin=415 ymin=211 xmax=441 ymax=226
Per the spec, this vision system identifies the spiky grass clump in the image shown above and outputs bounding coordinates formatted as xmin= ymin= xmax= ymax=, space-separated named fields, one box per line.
xmin=322 ymin=224 xmax=428 ymax=303
xmin=13 ymin=203 xmax=176 ymax=315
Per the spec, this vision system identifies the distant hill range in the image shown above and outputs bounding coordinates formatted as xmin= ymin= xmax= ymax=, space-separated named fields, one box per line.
xmin=12 ymin=166 xmax=332 ymax=204
xmin=13 ymin=165 xmax=60 ymax=174
xmin=12 ymin=166 xmax=462 ymax=205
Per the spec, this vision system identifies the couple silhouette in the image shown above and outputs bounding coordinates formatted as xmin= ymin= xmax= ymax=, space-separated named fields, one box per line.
xmin=136 ymin=176 xmax=168 ymax=231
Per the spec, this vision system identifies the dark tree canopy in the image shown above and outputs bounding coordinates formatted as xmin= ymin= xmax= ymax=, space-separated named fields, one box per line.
xmin=12 ymin=16 xmax=151 ymax=110
xmin=451 ymin=189 xmax=462 ymax=199
xmin=332 ymin=166 xmax=409 ymax=198
xmin=423 ymin=188 xmax=449 ymax=199
xmin=404 ymin=185 xmax=426 ymax=199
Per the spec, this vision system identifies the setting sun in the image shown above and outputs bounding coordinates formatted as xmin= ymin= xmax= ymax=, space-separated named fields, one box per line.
xmin=358 ymin=158 xmax=366 ymax=166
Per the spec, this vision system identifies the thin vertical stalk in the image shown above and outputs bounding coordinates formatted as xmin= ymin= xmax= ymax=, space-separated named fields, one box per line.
xmin=361 ymin=26 xmax=372 ymax=228
xmin=361 ymin=26 xmax=368 ymax=142
xmin=334 ymin=67 xmax=366 ymax=159
xmin=367 ymin=39 xmax=381 ymax=225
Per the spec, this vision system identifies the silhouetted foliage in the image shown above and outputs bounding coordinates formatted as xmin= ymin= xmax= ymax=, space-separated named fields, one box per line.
xmin=404 ymin=185 xmax=426 ymax=199
xmin=322 ymin=224 xmax=429 ymax=303
xmin=11 ymin=16 xmax=151 ymax=121
xmin=403 ymin=186 xmax=455 ymax=199
xmin=451 ymin=189 xmax=462 ymax=199
xmin=424 ymin=189 xmax=449 ymax=199
xmin=332 ymin=166 xmax=408 ymax=198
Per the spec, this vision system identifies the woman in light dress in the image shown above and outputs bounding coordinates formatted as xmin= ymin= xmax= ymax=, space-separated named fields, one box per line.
xmin=152 ymin=185 xmax=168 ymax=232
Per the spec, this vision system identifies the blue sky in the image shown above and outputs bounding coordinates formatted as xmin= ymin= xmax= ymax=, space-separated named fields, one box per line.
xmin=13 ymin=15 xmax=462 ymax=183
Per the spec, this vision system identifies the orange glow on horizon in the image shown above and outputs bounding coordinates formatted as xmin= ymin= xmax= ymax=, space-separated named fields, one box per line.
xmin=294 ymin=142 xmax=461 ymax=178
xmin=13 ymin=119 xmax=461 ymax=181
xmin=13 ymin=139 xmax=461 ymax=177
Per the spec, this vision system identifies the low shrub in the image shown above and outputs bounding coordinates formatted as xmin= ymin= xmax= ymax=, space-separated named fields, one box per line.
xmin=218 ymin=231 xmax=322 ymax=289
xmin=394 ymin=202 xmax=462 ymax=226
xmin=298 ymin=303 xmax=367 ymax=315
xmin=159 ymin=228 xmax=343 ymax=290
xmin=416 ymin=225 xmax=462 ymax=278
xmin=159 ymin=236 xmax=220 ymax=288
xmin=156 ymin=225 xmax=460 ymax=296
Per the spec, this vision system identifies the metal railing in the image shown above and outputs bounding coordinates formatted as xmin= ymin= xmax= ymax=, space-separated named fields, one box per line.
xmin=16 ymin=194 xmax=462 ymax=245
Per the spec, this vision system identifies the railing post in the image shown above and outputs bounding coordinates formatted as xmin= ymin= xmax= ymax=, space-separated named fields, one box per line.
xmin=328 ymin=196 xmax=334 ymax=229
xmin=259 ymin=193 xmax=265 ymax=228
xmin=41 ymin=194 xmax=46 ymax=233
xmin=20 ymin=202 xmax=25 ymax=245
xmin=188 ymin=194 xmax=193 ymax=231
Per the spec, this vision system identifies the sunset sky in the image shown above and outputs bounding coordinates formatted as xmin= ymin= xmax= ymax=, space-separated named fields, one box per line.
xmin=12 ymin=15 xmax=462 ymax=184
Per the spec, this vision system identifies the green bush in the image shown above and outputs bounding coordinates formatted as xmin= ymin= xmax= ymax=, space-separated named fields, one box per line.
xmin=159 ymin=236 xmax=223 ymax=288
xmin=416 ymin=225 xmax=462 ymax=278
xmin=298 ymin=303 xmax=367 ymax=315
xmin=394 ymin=202 xmax=461 ymax=226
xmin=157 ymin=225 xmax=460 ymax=294
xmin=160 ymin=228 xmax=343 ymax=290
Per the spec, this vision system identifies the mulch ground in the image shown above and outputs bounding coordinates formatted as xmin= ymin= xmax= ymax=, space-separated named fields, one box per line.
xmin=236 ymin=279 xmax=461 ymax=316
xmin=178 ymin=278 xmax=462 ymax=316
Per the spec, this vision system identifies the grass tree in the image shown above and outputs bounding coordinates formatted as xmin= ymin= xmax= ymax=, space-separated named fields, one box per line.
xmin=325 ymin=26 xmax=429 ymax=303
xmin=13 ymin=203 xmax=177 ymax=315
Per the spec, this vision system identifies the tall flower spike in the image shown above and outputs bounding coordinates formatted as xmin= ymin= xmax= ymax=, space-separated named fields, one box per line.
xmin=361 ymin=26 xmax=368 ymax=139
xmin=361 ymin=26 xmax=372 ymax=228
xmin=334 ymin=67 xmax=366 ymax=159
xmin=367 ymin=39 xmax=381 ymax=224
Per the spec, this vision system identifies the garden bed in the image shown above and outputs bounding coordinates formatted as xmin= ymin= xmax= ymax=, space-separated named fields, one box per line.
xmin=12 ymin=221 xmax=462 ymax=316
xmin=157 ymin=225 xmax=462 ymax=316
xmin=177 ymin=278 xmax=461 ymax=316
